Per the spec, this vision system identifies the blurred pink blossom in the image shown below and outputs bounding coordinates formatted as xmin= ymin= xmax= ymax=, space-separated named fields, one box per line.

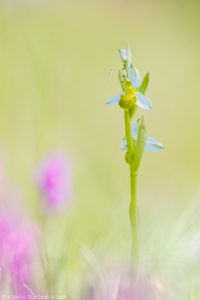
xmin=36 ymin=152 xmax=73 ymax=211
xmin=0 ymin=210 xmax=38 ymax=298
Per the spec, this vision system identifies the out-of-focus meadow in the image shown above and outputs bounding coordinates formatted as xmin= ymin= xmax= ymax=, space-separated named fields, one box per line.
xmin=0 ymin=0 xmax=200 ymax=296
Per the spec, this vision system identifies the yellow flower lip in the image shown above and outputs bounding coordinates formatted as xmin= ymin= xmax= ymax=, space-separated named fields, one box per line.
xmin=119 ymin=91 xmax=136 ymax=109
xmin=124 ymin=79 xmax=136 ymax=96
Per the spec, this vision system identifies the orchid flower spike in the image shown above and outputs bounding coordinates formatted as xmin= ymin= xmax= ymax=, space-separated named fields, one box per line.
xmin=106 ymin=44 xmax=164 ymax=261
xmin=107 ymin=44 xmax=152 ymax=111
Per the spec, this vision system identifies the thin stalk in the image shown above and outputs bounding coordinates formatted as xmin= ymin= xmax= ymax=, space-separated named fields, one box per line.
xmin=129 ymin=173 xmax=139 ymax=260
xmin=124 ymin=110 xmax=139 ymax=262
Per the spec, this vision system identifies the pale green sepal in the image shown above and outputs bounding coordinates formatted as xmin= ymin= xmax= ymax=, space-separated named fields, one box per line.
xmin=145 ymin=136 xmax=164 ymax=152
xmin=128 ymin=66 xmax=141 ymax=88
xmin=120 ymin=139 xmax=128 ymax=152
xmin=131 ymin=121 xmax=139 ymax=140
xmin=106 ymin=95 xmax=121 ymax=105
xmin=136 ymin=92 xmax=152 ymax=110
xmin=118 ymin=48 xmax=128 ymax=62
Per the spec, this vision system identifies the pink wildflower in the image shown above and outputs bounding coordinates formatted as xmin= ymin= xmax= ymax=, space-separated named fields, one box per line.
xmin=0 ymin=211 xmax=37 ymax=298
xmin=36 ymin=152 xmax=73 ymax=211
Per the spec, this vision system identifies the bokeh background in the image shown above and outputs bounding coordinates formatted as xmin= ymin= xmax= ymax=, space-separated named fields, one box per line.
xmin=0 ymin=0 xmax=200 ymax=295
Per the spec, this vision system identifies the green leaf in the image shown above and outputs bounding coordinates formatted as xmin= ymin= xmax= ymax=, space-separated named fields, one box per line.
xmin=132 ymin=117 xmax=146 ymax=173
xmin=138 ymin=72 xmax=149 ymax=94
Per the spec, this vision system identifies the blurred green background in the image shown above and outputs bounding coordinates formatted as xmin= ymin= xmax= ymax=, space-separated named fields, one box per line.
xmin=0 ymin=0 xmax=200 ymax=293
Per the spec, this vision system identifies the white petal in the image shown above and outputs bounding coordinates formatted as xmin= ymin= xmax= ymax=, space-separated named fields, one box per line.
xmin=136 ymin=92 xmax=152 ymax=110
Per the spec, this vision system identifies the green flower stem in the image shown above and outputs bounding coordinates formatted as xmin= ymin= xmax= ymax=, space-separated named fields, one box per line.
xmin=130 ymin=172 xmax=139 ymax=260
xmin=124 ymin=110 xmax=139 ymax=261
